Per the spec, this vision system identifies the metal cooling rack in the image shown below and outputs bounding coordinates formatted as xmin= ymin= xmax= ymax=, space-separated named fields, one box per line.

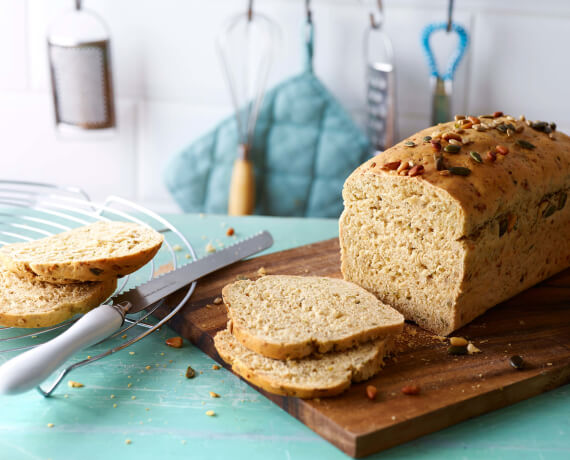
xmin=0 ymin=180 xmax=197 ymax=397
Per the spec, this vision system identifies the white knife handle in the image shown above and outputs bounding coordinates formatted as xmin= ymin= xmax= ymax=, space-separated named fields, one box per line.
xmin=0 ymin=304 xmax=124 ymax=395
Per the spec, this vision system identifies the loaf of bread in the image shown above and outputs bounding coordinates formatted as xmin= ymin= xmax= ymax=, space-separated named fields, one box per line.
xmin=0 ymin=221 xmax=163 ymax=283
xmin=214 ymin=328 xmax=390 ymax=398
xmin=340 ymin=114 xmax=570 ymax=335
xmin=223 ymin=275 xmax=404 ymax=359
xmin=0 ymin=267 xmax=117 ymax=328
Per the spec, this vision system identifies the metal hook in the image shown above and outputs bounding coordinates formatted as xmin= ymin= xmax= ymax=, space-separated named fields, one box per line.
xmin=305 ymin=0 xmax=312 ymax=24
xmin=369 ymin=0 xmax=384 ymax=29
xmin=75 ymin=0 xmax=81 ymax=10
xmin=446 ymin=0 xmax=454 ymax=32
xmin=247 ymin=0 xmax=253 ymax=21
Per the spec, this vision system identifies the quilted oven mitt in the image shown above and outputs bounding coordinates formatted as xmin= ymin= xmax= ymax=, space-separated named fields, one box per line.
xmin=164 ymin=23 xmax=369 ymax=218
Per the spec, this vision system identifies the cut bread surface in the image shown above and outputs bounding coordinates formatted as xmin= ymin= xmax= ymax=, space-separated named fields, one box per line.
xmin=214 ymin=328 xmax=389 ymax=398
xmin=222 ymin=275 xmax=404 ymax=360
xmin=0 ymin=221 xmax=163 ymax=283
xmin=0 ymin=267 xmax=117 ymax=328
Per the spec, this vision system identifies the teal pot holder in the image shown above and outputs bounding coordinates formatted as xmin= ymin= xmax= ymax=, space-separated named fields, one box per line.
xmin=164 ymin=22 xmax=369 ymax=217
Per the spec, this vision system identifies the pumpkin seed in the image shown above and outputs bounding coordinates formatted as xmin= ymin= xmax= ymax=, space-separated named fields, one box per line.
xmin=423 ymin=136 xmax=432 ymax=143
xmin=404 ymin=141 xmax=416 ymax=147
xmin=434 ymin=153 xmax=445 ymax=171
xmin=480 ymin=114 xmax=494 ymax=119
xmin=448 ymin=345 xmax=467 ymax=356
xmin=444 ymin=144 xmax=461 ymax=154
xmin=185 ymin=366 xmax=196 ymax=379
xmin=506 ymin=123 xmax=516 ymax=131
xmin=499 ymin=218 xmax=508 ymax=237
xmin=516 ymin=139 xmax=536 ymax=150
xmin=509 ymin=355 xmax=525 ymax=370
xmin=496 ymin=124 xmax=507 ymax=133
xmin=550 ymin=122 xmax=557 ymax=131
xmin=543 ymin=204 xmax=556 ymax=218
xmin=531 ymin=121 xmax=548 ymax=131
xmin=558 ymin=192 xmax=567 ymax=210
xmin=544 ymin=125 xmax=552 ymax=134
xmin=469 ymin=151 xmax=482 ymax=163
xmin=448 ymin=166 xmax=471 ymax=176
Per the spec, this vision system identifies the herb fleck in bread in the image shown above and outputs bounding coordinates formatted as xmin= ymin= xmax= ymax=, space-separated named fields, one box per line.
xmin=214 ymin=328 xmax=390 ymax=398
xmin=340 ymin=114 xmax=570 ymax=335
xmin=0 ymin=221 xmax=163 ymax=283
xmin=222 ymin=275 xmax=404 ymax=360
xmin=0 ymin=268 xmax=117 ymax=328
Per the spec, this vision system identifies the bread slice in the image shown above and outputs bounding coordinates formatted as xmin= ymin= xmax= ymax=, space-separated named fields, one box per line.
xmin=214 ymin=328 xmax=390 ymax=398
xmin=222 ymin=275 xmax=404 ymax=360
xmin=0 ymin=267 xmax=117 ymax=328
xmin=0 ymin=221 xmax=163 ymax=283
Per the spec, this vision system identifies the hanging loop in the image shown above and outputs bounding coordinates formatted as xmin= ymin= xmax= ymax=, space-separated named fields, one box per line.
xmin=446 ymin=0 xmax=454 ymax=32
xmin=369 ymin=0 xmax=384 ymax=29
xmin=303 ymin=0 xmax=314 ymax=73
xmin=421 ymin=21 xmax=468 ymax=81
xmin=247 ymin=0 xmax=253 ymax=21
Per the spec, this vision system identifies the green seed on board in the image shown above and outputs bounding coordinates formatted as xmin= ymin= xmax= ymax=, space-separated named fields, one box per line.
xmin=448 ymin=166 xmax=471 ymax=176
xmin=516 ymin=139 xmax=536 ymax=150
xmin=444 ymin=144 xmax=461 ymax=153
xmin=509 ymin=355 xmax=525 ymax=370
xmin=469 ymin=151 xmax=482 ymax=163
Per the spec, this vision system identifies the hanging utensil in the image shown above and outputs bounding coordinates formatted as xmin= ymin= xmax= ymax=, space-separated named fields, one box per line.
xmin=364 ymin=0 xmax=397 ymax=153
xmin=217 ymin=0 xmax=280 ymax=215
xmin=47 ymin=0 xmax=116 ymax=133
xmin=421 ymin=0 xmax=468 ymax=125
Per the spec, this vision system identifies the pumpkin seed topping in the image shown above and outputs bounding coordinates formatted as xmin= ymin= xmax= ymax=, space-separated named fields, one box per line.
xmin=404 ymin=141 xmax=416 ymax=147
xmin=543 ymin=204 xmax=556 ymax=218
xmin=516 ymin=139 xmax=536 ymax=150
xmin=448 ymin=166 xmax=471 ymax=176
xmin=444 ymin=144 xmax=461 ymax=154
xmin=469 ymin=151 xmax=482 ymax=163
xmin=423 ymin=136 xmax=432 ymax=143
xmin=558 ymin=192 xmax=567 ymax=210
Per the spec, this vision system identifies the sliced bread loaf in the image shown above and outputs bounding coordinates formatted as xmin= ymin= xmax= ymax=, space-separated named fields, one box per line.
xmin=214 ymin=328 xmax=389 ymax=398
xmin=0 ymin=267 xmax=117 ymax=328
xmin=222 ymin=275 xmax=404 ymax=360
xmin=0 ymin=221 xmax=163 ymax=283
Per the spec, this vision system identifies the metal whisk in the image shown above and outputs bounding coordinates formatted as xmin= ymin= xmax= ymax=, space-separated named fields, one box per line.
xmin=217 ymin=0 xmax=280 ymax=215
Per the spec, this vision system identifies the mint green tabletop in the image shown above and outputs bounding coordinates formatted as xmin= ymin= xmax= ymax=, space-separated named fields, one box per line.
xmin=1 ymin=214 xmax=568 ymax=460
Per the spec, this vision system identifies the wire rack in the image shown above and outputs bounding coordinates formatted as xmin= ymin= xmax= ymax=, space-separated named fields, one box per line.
xmin=0 ymin=180 xmax=197 ymax=397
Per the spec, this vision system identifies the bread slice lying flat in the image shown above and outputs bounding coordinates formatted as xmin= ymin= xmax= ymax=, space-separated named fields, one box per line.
xmin=215 ymin=328 xmax=389 ymax=398
xmin=0 ymin=268 xmax=117 ymax=328
xmin=223 ymin=275 xmax=404 ymax=360
xmin=0 ymin=221 xmax=163 ymax=283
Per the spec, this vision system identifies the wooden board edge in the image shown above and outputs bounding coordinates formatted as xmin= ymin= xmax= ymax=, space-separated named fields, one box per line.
xmin=353 ymin=365 xmax=570 ymax=457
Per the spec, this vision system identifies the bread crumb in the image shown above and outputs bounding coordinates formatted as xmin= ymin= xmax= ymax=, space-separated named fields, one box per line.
xmin=110 ymin=394 xmax=115 ymax=399
xmin=129 ymin=351 xmax=135 ymax=355
xmin=467 ymin=343 xmax=482 ymax=354
xmin=127 ymin=383 xmax=132 ymax=388
xmin=173 ymin=244 xmax=182 ymax=252
xmin=131 ymin=396 xmax=136 ymax=400
xmin=547 ymin=362 xmax=553 ymax=366
xmin=205 ymin=410 xmax=215 ymax=416
xmin=209 ymin=391 xmax=220 ymax=398
xmin=213 ymin=297 xmax=223 ymax=305
xmin=47 ymin=423 xmax=54 ymax=428
xmin=181 ymin=440 xmax=187 ymax=445
xmin=391 ymin=416 xmax=396 ymax=421
xmin=87 ymin=355 xmax=91 ymax=359
xmin=205 ymin=243 xmax=216 ymax=253
xmin=226 ymin=227 xmax=235 ymax=236
xmin=257 ymin=267 xmax=267 ymax=276
xmin=145 ymin=365 xmax=151 ymax=370
xmin=185 ymin=254 xmax=192 ymax=259
xmin=113 ymin=403 xmax=118 ymax=408
xmin=67 ymin=380 xmax=84 ymax=388
xmin=154 ymin=262 xmax=174 ymax=277
xmin=199 ymin=213 xmax=205 ymax=218
xmin=519 ymin=320 xmax=525 ymax=325
xmin=212 ymin=364 xmax=220 ymax=370
xmin=122 ymin=335 xmax=127 ymax=339
xmin=125 ymin=439 xmax=132 ymax=445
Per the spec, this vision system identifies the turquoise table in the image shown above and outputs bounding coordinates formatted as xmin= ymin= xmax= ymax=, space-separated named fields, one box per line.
xmin=1 ymin=214 xmax=569 ymax=460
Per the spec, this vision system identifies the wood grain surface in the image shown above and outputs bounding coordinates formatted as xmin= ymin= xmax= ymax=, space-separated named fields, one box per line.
xmin=154 ymin=238 xmax=570 ymax=458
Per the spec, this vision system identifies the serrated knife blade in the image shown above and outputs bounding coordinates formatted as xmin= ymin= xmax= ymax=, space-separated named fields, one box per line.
xmin=114 ymin=230 xmax=273 ymax=313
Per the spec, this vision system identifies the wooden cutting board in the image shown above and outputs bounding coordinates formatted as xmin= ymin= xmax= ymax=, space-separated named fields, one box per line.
xmin=153 ymin=238 xmax=570 ymax=458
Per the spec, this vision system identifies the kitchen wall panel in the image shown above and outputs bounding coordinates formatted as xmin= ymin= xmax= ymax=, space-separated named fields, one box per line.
xmin=0 ymin=92 xmax=137 ymax=203
xmin=2 ymin=0 xmax=569 ymax=212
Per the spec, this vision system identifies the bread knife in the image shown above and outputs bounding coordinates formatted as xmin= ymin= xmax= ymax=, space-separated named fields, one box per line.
xmin=0 ymin=230 xmax=273 ymax=395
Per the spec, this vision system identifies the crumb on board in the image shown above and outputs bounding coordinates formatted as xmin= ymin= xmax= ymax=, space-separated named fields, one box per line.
xmin=131 ymin=396 xmax=136 ymax=400
xmin=213 ymin=297 xmax=223 ymax=305
xmin=67 ymin=380 xmax=84 ymax=388
xmin=127 ymin=383 xmax=132 ymax=388
xmin=154 ymin=262 xmax=174 ymax=277
xmin=173 ymin=244 xmax=182 ymax=252
xmin=205 ymin=242 xmax=216 ymax=253
xmin=125 ymin=439 xmax=132 ymax=445
xmin=467 ymin=343 xmax=482 ymax=354
xmin=129 ymin=352 xmax=135 ymax=355
xmin=47 ymin=423 xmax=54 ymax=428
xmin=110 ymin=394 xmax=115 ymax=399
xmin=209 ymin=391 xmax=220 ymax=398
xmin=205 ymin=410 xmax=215 ymax=417
xmin=185 ymin=254 xmax=192 ymax=259
xmin=122 ymin=335 xmax=127 ymax=339
xmin=212 ymin=364 xmax=220 ymax=370
xmin=113 ymin=403 xmax=118 ymax=408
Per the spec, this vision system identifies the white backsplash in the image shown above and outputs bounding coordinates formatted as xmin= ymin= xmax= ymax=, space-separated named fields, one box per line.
xmin=1 ymin=0 xmax=569 ymax=212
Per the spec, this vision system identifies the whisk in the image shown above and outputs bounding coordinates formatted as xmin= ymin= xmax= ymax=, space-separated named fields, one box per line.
xmin=217 ymin=0 xmax=280 ymax=215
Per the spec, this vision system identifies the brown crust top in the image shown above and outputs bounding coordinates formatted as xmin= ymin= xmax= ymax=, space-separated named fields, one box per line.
xmin=358 ymin=115 xmax=570 ymax=236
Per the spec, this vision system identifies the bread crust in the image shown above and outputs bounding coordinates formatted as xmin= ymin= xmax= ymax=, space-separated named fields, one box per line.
xmin=0 ymin=221 xmax=163 ymax=283
xmin=222 ymin=276 xmax=404 ymax=360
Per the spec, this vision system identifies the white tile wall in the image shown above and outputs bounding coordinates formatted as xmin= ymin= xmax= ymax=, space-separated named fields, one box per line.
xmin=1 ymin=0 xmax=569 ymax=212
